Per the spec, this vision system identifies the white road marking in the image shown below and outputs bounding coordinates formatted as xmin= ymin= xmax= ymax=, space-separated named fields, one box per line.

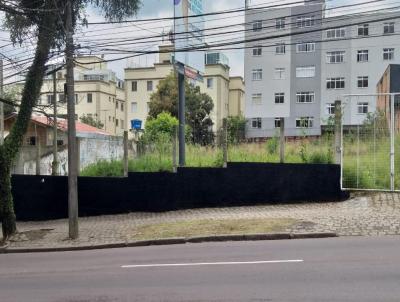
xmin=121 ymin=259 xmax=304 ymax=268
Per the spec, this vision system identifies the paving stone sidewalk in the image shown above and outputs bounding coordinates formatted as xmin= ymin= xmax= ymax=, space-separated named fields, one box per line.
xmin=3 ymin=192 xmax=400 ymax=249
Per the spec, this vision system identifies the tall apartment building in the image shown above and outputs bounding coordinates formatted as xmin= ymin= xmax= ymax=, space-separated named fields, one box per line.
xmin=125 ymin=45 xmax=245 ymax=134
xmin=16 ymin=56 xmax=126 ymax=136
xmin=245 ymin=0 xmax=400 ymax=138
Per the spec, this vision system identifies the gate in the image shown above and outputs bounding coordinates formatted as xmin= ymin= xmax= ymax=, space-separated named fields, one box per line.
xmin=341 ymin=93 xmax=400 ymax=191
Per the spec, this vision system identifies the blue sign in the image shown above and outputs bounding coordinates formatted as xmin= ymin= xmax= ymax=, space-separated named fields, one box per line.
xmin=131 ymin=119 xmax=142 ymax=130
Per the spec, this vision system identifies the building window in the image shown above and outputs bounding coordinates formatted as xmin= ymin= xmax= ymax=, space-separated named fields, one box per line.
xmin=132 ymin=81 xmax=137 ymax=91
xmin=276 ymin=18 xmax=285 ymax=29
xmin=296 ymin=16 xmax=315 ymax=28
xmin=358 ymin=24 xmax=369 ymax=36
xmin=327 ymin=103 xmax=335 ymax=115
xmin=147 ymin=81 xmax=153 ymax=91
xmin=253 ymin=20 xmax=262 ymax=32
xmin=326 ymin=28 xmax=345 ymax=39
xmin=252 ymin=46 xmax=262 ymax=56
xmin=275 ymin=43 xmax=285 ymax=54
xmin=116 ymin=119 xmax=119 ymax=127
xmin=121 ymin=103 xmax=124 ymax=111
xmin=296 ymin=92 xmax=315 ymax=103
xmin=274 ymin=118 xmax=281 ymax=128
xmin=357 ymin=102 xmax=368 ymax=114
xmin=296 ymin=117 xmax=314 ymax=128
xmin=58 ymin=93 xmax=65 ymax=103
xmin=251 ymin=118 xmax=262 ymax=129
xmin=207 ymin=78 xmax=214 ymax=88
xmin=357 ymin=76 xmax=369 ymax=88
xmin=252 ymin=93 xmax=262 ymax=105
xmin=75 ymin=94 xmax=78 ymax=104
xmin=274 ymin=93 xmax=285 ymax=104
xmin=252 ymin=69 xmax=262 ymax=81
xmin=296 ymin=66 xmax=315 ymax=78
xmin=87 ymin=93 xmax=92 ymax=103
xmin=109 ymin=116 xmax=111 ymax=122
xmin=384 ymin=22 xmax=394 ymax=34
xmin=274 ymin=68 xmax=285 ymax=79
xmin=47 ymin=94 xmax=55 ymax=105
xmin=131 ymin=102 xmax=138 ymax=113
xmin=296 ymin=42 xmax=315 ymax=53
xmin=357 ymin=50 xmax=369 ymax=62
xmin=116 ymin=101 xmax=119 ymax=109
xmin=326 ymin=51 xmax=345 ymax=63
xmin=121 ymin=120 xmax=124 ymax=129
xmin=383 ymin=48 xmax=394 ymax=60
xmin=57 ymin=72 xmax=63 ymax=79
xmin=26 ymin=136 xmax=36 ymax=146
xmin=326 ymin=77 xmax=345 ymax=89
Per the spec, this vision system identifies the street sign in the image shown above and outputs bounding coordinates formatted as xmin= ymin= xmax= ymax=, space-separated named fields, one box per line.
xmin=173 ymin=0 xmax=205 ymax=74
xmin=131 ymin=119 xmax=142 ymax=130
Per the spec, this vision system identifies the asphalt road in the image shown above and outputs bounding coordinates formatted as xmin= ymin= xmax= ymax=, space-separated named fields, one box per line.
xmin=1 ymin=236 xmax=400 ymax=302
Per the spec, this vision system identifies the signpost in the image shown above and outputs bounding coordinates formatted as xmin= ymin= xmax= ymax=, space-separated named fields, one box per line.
xmin=173 ymin=0 xmax=205 ymax=166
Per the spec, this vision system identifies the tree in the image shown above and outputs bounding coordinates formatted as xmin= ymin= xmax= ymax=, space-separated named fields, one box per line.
xmin=144 ymin=112 xmax=178 ymax=142
xmin=0 ymin=0 xmax=142 ymax=239
xmin=148 ymin=72 xmax=215 ymax=145
xmin=226 ymin=116 xmax=246 ymax=144
xmin=80 ymin=114 xmax=104 ymax=129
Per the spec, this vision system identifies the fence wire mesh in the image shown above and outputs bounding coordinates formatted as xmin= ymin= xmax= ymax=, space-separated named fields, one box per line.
xmin=341 ymin=94 xmax=400 ymax=191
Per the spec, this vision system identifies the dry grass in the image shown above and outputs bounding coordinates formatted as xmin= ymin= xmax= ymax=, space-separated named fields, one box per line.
xmin=133 ymin=218 xmax=298 ymax=240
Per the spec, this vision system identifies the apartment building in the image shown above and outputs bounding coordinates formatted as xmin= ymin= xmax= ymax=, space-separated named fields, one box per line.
xmin=16 ymin=56 xmax=126 ymax=136
xmin=245 ymin=0 xmax=400 ymax=138
xmin=125 ymin=45 xmax=245 ymax=134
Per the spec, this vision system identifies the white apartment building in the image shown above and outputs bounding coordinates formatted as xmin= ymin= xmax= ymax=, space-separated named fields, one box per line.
xmin=245 ymin=0 xmax=400 ymax=137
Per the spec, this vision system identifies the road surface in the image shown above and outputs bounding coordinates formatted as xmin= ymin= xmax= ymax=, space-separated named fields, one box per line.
xmin=1 ymin=236 xmax=400 ymax=301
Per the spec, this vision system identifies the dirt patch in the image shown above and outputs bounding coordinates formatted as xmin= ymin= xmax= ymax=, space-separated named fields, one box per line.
xmin=9 ymin=228 xmax=53 ymax=242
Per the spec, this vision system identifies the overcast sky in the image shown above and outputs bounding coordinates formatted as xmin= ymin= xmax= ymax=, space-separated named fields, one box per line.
xmin=0 ymin=0 xmax=396 ymax=82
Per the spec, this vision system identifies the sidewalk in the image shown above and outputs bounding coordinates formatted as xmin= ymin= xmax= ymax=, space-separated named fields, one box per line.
xmin=2 ymin=192 xmax=400 ymax=251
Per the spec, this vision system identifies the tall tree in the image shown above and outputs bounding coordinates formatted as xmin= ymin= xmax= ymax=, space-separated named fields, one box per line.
xmin=0 ymin=0 xmax=142 ymax=239
xmin=148 ymin=73 xmax=215 ymax=145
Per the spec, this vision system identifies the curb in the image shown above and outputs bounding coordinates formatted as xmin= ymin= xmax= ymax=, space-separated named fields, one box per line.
xmin=0 ymin=232 xmax=337 ymax=254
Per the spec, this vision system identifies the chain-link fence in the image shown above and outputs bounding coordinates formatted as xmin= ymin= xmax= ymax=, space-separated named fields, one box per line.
xmin=341 ymin=94 xmax=400 ymax=191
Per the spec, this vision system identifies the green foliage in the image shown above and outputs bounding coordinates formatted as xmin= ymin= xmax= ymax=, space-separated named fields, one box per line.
xmin=148 ymin=72 xmax=215 ymax=146
xmin=143 ymin=112 xmax=178 ymax=142
xmin=265 ymin=136 xmax=279 ymax=155
xmin=79 ymin=114 xmax=104 ymax=129
xmin=227 ymin=116 xmax=246 ymax=144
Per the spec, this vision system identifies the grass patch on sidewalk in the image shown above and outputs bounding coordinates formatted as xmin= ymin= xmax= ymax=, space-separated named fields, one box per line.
xmin=133 ymin=218 xmax=298 ymax=240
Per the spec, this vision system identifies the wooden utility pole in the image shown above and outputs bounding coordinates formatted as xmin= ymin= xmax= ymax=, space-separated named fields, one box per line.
xmin=280 ymin=117 xmax=285 ymax=163
xmin=52 ymin=72 xmax=59 ymax=175
xmin=0 ymin=59 xmax=4 ymax=145
xmin=334 ymin=100 xmax=342 ymax=165
xmin=123 ymin=130 xmax=129 ymax=177
xmin=222 ymin=118 xmax=228 ymax=168
xmin=66 ymin=0 xmax=79 ymax=239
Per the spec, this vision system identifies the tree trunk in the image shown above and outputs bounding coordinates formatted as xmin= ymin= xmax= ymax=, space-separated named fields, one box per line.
xmin=0 ymin=3 xmax=57 ymax=239
xmin=0 ymin=150 xmax=16 ymax=239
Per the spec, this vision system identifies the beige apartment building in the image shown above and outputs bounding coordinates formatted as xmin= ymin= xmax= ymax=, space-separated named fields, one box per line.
xmin=16 ymin=56 xmax=126 ymax=136
xmin=124 ymin=45 xmax=245 ymax=133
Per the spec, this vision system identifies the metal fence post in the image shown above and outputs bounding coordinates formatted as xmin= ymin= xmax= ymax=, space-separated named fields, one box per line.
xmin=390 ymin=94 xmax=395 ymax=191
xmin=172 ymin=126 xmax=177 ymax=173
xmin=334 ymin=100 xmax=342 ymax=165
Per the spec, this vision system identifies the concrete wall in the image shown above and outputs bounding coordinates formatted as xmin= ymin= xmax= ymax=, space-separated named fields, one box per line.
xmin=13 ymin=135 xmax=124 ymax=176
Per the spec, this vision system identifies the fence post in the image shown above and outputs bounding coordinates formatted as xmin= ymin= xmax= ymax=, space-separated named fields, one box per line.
xmin=36 ymin=135 xmax=41 ymax=175
xmin=222 ymin=118 xmax=228 ymax=168
xmin=123 ymin=130 xmax=129 ymax=177
xmin=390 ymin=94 xmax=395 ymax=191
xmin=172 ymin=126 xmax=177 ymax=173
xmin=279 ymin=117 xmax=285 ymax=163
xmin=334 ymin=100 xmax=342 ymax=165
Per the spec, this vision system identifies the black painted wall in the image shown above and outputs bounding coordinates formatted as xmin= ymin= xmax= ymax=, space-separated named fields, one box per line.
xmin=11 ymin=163 xmax=348 ymax=221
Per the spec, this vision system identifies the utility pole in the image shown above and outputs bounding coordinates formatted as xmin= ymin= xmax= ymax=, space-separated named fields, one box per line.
xmin=52 ymin=72 xmax=59 ymax=175
xmin=178 ymin=69 xmax=185 ymax=166
xmin=0 ymin=59 xmax=4 ymax=145
xmin=65 ymin=0 xmax=79 ymax=239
